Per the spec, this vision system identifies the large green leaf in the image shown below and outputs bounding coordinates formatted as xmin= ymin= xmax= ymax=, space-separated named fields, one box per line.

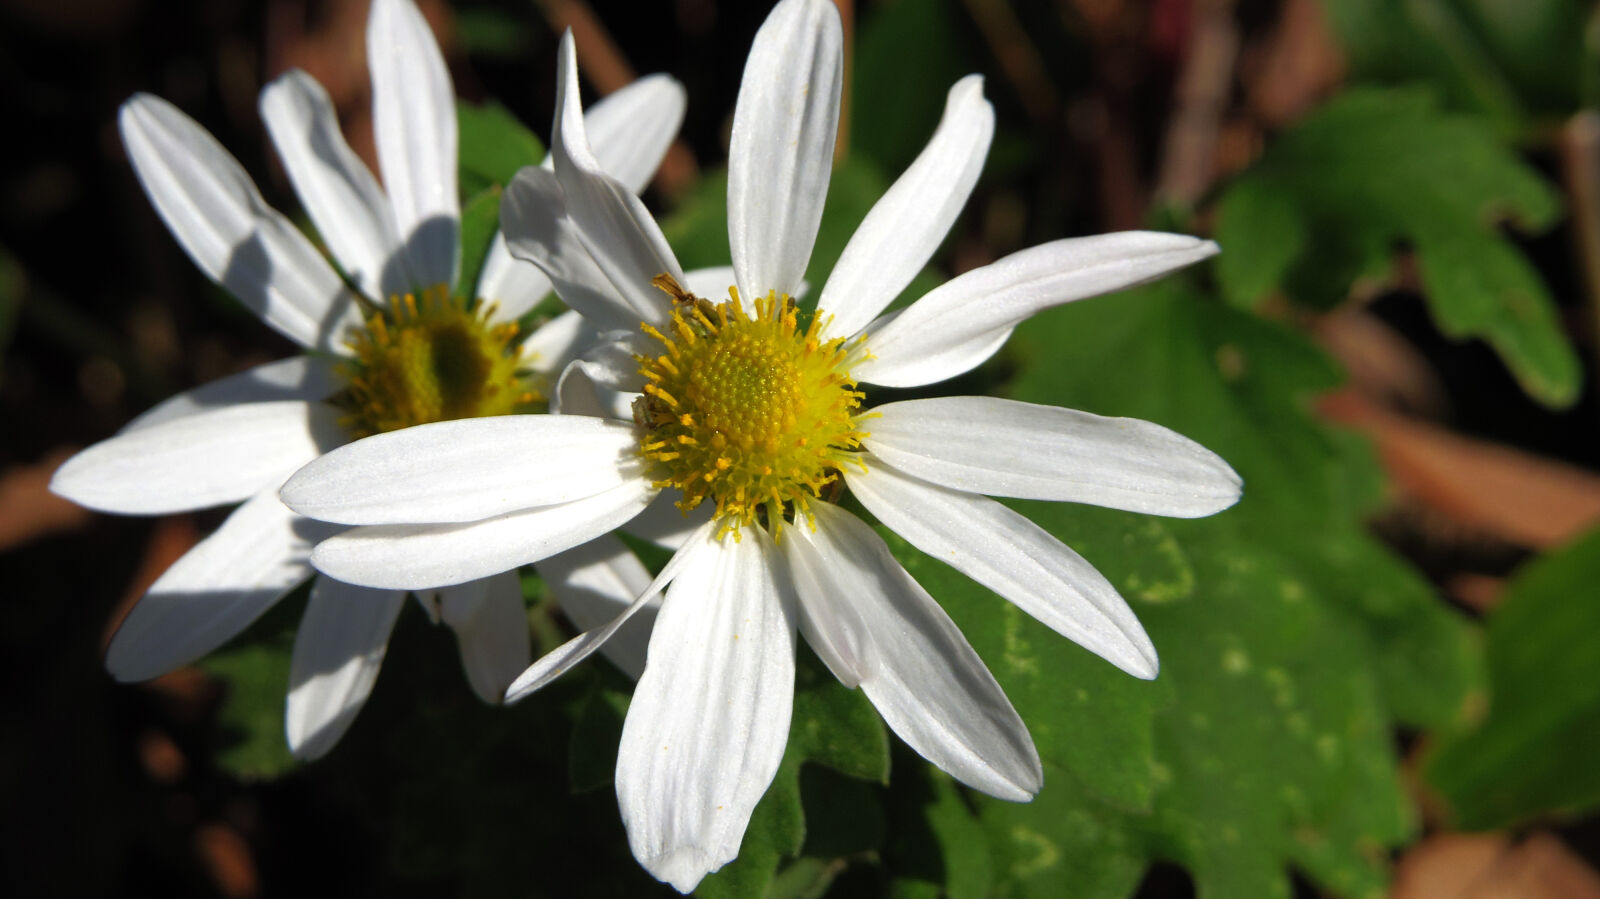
xmin=1425 ymin=525 xmax=1600 ymax=829
xmin=1215 ymin=89 xmax=1577 ymax=407
xmin=869 ymin=279 xmax=1480 ymax=898
xmin=457 ymin=101 xmax=546 ymax=199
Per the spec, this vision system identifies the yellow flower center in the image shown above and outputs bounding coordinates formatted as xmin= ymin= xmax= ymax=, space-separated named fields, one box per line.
xmin=335 ymin=284 xmax=541 ymax=438
xmin=634 ymin=274 xmax=870 ymax=539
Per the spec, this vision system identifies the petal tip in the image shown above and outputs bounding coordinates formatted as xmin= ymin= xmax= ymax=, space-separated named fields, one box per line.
xmin=642 ymin=845 xmax=719 ymax=894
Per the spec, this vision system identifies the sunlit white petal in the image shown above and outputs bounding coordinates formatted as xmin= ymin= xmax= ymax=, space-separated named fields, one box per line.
xmin=818 ymin=75 xmax=994 ymax=338
xmin=617 ymin=527 xmax=796 ymax=893
xmin=859 ymin=233 xmax=1220 ymax=387
xmin=368 ymin=0 xmax=459 ymax=288
xmin=846 ymin=459 xmax=1158 ymax=679
xmin=54 ymin=401 xmax=342 ymax=514
xmin=123 ymin=355 xmax=341 ymax=433
xmin=119 ymin=94 xmax=359 ymax=351
xmin=286 ymin=576 xmax=407 ymax=759
xmin=280 ymin=415 xmax=640 ymax=525
xmin=865 ymin=396 xmax=1242 ymax=517
xmin=727 ymin=0 xmax=843 ymax=300
xmin=584 ymin=74 xmax=687 ymax=195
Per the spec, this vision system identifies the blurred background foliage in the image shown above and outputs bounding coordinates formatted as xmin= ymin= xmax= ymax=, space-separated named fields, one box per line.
xmin=4 ymin=0 xmax=1600 ymax=896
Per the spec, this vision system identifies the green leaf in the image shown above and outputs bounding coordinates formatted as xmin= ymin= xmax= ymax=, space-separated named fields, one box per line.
xmin=1426 ymin=525 xmax=1600 ymax=828
xmin=198 ymin=602 xmax=300 ymax=780
xmin=852 ymin=0 xmax=978 ymax=177
xmin=457 ymin=101 xmax=546 ymax=199
xmin=1215 ymin=88 xmax=1578 ymax=407
xmin=884 ymin=764 xmax=996 ymax=899
xmin=457 ymin=186 xmax=502 ymax=299
xmin=873 ymin=279 xmax=1481 ymax=898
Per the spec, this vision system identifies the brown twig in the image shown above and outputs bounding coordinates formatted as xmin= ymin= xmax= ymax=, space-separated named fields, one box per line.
xmin=1154 ymin=0 xmax=1238 ymax=208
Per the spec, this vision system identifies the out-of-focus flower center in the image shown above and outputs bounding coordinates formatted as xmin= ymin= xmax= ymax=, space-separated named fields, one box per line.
xmin=335 ymin=284 xmax=540 ymax=438
xmin=634 ymin=274 xmax=868 ymax=539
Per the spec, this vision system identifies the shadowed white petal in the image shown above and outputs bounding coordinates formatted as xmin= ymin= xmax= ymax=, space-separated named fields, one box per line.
xmin=818 ymin=76 xmax=993 ymax=338
xmin=260 ymin=69 xmax=409 ymax=300
xmin=123 ymin=355 xmax=341 ymax=433
xmin=280 ymin=415 xmax=639 ymax=525
xmin=846 ymin=459 xmax=1158 ymax=679
xmin=502 ymin=166 xmax=647 ymax=332
xmin=585 ymin=74 xmax=687 ymax=195
xmin=286 ymin=576 xmax=407 ymax=759
xmin=435 ymin=572 xmax=531 ymax=703
xmin=120 ymin=94 xmax=359 ymax=351
xmin=310 ymin=478 xmax=658 ymax=589
xmin=865 ymin=396 xmax=1242 ymax=517
xmin=368 ymin=0 xmax=458 ymax=289
xmin=534 ymin=533 xmax=660 ymax=680
xmin=54 ymin=401 xmax=343 ymax=514
xmin=858 ymin=233 xmax=1220 ymax=387
xmin=553 ymin=359 xmax=633 ymax=419
xmin=617 ymin=527 xmax=795 ymax=893
xmin=727 ymin=0 xmax=843 ymax=300
xmin=520 ymin=308 xmax=600 ymax=378
xmin=477 ymin=231 xmax=556 ymax=321
xmin=512 ymin=524 xmax=707 ymax=699
xmin=549 ymin=33 xmax=681 ymax=325
xmin=105 ymin=488 xmax=330 ymax=682
xmin=622 ymin=491 xmax=714 ymax=550
xmin=786 ymin=504 xmax=1040 ymax=800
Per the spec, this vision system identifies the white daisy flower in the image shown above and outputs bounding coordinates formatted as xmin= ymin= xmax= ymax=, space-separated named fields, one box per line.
xmin=280 ymin=0 xmax=1240 ymax=888
xmin=50 ymin=0 xmax=687 ymax=759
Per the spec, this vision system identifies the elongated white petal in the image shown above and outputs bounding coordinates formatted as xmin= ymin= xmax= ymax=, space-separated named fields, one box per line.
xmin=476 ymin=231 xmax=556 ymax=321
xmin=818 ymin=76 xmax=993 ymax=338
xmin=435 ymin=572 xmax=531 ymax=703
xmin=859 ymin=233 xmax=1220 ymax=387
xmin=368 ymin=0 xmax=458 ymax=289
xmin=310 ymin=477 xmax=658 ymax=589
xmin=120 ymin=94 xmax=359 ymax=351
xmin=54 ymin=401 xmax=342 ymax=514
xmin=787 ymin=504 xmax=1040 ymax=799
xmin=617 ymin=527 xmax=795 ymax=892
xmin=280 ymin=415 xmax=639 ymax=525
xmin=585 ymin=74 xmax=687 ymax=195
xmin=501 ymin=166 xmax=648 ymax=332
xmin=865 ymin=396 xmax=1242 ymax=517
xmin=512 ymin=524 xmax=706 ymax=699
xmin=260 ymin=69 xmax=409 ymax=300
xmin=549 ymin=33 xmax=681 ymax=325
xmin=286 ymin=576 xmax=407 ymax=759
xmin=123 ymin=355 xmax=341 ymax=433
xmin=534 ymin=533 xmax=660 ymax=680
xmin=105 ymin=488 xmax=328 ymax=681
xmin=727 ymin=0 xmax=843 ymax=300
xmin=846 ymin=460 xmax=1158 ymax=679
xmin=622 ymin=491 xmax=714 ymax=550
xmin=520 ymin=308 xmax=598 ymax=378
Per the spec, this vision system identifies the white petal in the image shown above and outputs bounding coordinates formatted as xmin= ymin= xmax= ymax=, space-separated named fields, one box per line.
xmin=727 ymin=0 xmax=843 ymax=300
xmin=280 ymin=415 xmax=639 ymax=525
xmin=521 ymin=308 xmax=602 ymax=379
xmin=549 ymin=32 xmax=681 ymax=325
xmin=786 ymin=504 xmax=1040 ymax=800
xmin=512 ymin=525 xmax=707 ymax=699
xmin=846 ymin=460 xmax=1158 ymax=679
xmin=553 ymin=358 xmax=635 ymax=419
xmin=123 ymin=355 xmax=341 ymax=433
xmin=105 ymin=487 xmax=329 ymax=682
xmin=260 ymin=69 xmax=409 ymax=300
xmin=622 ymin=491 xmax=714 ymax=550
xmin=435 ymin=571 xmax=531 ymax=703
xmin=584 ymin=74 xmax=687 ymax=195
xmin=476 ymin=230 xmax=555 ymax=320
xmin=817 ymin=75 xmax=993 ymax=338
xmin=534 ymin=533 xmax=659 ymax=680
xmin=501 ymin=166 xmax=650 ymax=332
xmin=617 ymin=527 xmax=796 ymax=892
xmin=368 ymin=0 xmax=459 ymax=289
xmin=286 ymin=576 xmax=406 ymax=759
xmin=119 ymin=94 xmax=359 ymax=351
xmin=679 ymin=266 xmax=738 ymax=305
xmin=865 ymin=396 xmax=1242 ymax=517
xmin=310 ymin=477 xmax=658 ymax=589
xmin=53 ymin=401 xmax=343 ymax=514
xmin=858 ymin=233 xmax=1220 ymax=387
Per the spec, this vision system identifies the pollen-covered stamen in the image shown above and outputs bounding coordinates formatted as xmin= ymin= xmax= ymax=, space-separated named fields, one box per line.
xmin=634 ymin=274 xmax=870 ymax=539
xmin=335 ymin=284 xmax=543 ymax=438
